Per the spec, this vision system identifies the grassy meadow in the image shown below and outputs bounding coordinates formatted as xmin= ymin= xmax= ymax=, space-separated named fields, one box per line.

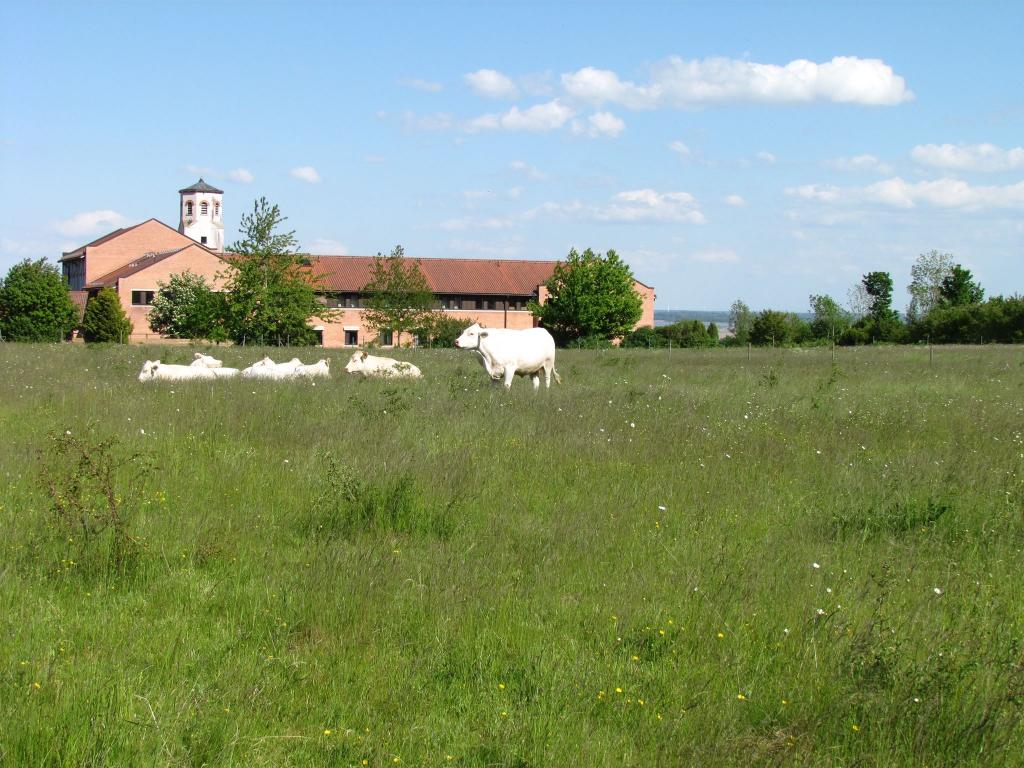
xmin=1 ymin=342 xmax=1023 ymax=767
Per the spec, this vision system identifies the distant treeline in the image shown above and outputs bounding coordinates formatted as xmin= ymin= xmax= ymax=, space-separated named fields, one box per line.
xmin=633 ymin=253 xmax=1022 ymax=347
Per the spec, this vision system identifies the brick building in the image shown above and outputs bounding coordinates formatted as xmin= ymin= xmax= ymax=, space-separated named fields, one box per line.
xmin=60 ymin=180 xmax=655 ymax=347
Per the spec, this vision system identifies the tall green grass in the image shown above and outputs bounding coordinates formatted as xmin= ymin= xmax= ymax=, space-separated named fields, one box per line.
xmin=2 ymin=343 xmax=1022 ymax=766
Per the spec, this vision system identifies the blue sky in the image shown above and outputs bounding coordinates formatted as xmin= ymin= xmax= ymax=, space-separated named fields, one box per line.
xmin=2 ymin=0 xmax=1021 ymax=311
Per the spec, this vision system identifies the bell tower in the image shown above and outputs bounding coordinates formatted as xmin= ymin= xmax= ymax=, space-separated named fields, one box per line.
xmin=178 ymin=178 xmax=224 ymax=252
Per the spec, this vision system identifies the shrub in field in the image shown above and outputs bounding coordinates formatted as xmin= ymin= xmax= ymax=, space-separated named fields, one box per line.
xmin=81 ymin=287 xmax=133 ymax=343
xmin=414 ymin=314 xmax=472 ymax=348
xmin=621 ymin=326 xmax=667 ymax=348
xmin=36 ymin=429 xmax=154 ymax=579
xmin=303 ymin=451 xmax=454 ymax=539
xmin=0 ymin=258 xmax=78 ymax=342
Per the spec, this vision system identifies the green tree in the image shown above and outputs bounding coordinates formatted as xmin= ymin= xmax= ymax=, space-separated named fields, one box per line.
xmin=148 ymin=271 xmax=226 ymax=341
xmin=362 ymin=245 xmax=435 ymax=347
xmin=659 ymin=319 xmax=715 ymax=347
xmin=858 ymin=271 xmax=903 ymax=342
xmin=750 ymin=309 xmax=802 ymax=346
xmin=221 ymin=198 xmax=323 ymax=345
xmin=412 ymin=314 xmax=472 ymax=348
xmin=0 ymin=258 xmax=77 ymax=342
xmin=621 ymin=326 xmax=667 ymax=348
xmin=809 ymin=294 xmax=851 ymax=341
xmin=706 ymin=322 xmax=719 ymax=343
xmin=939 ymin=264 xmax=984 ymax=307
xmin=728 ymin=299 xmax=754 ymax=344
xmin=81 ymin=288 xmax=132 ymax=343
xmin=529 ymin=248 xmax=642 ymax=344
xmin=906 ymin=250 xmax=954 ymax=322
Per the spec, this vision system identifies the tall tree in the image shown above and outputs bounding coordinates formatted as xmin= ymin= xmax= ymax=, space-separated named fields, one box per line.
xmin=0 ymin=258 xmax=77 ymax=342
xmin=906 ymin=250 xmax=954 ymax=322
xmin=728 ymin=299 xmax=754 ymax=344
xmin=221 ymin=198 xmax=323 ymax=345
xmin=81 ymin=288 xmax=133 ymax=343
xmin=148 ymin=271 xmax=225 ymax=341
xmin=860 ymin=271 xmax=903 ymax=342
xmin=529 ymin=248 xmax=642 ymax=343
xmin=362 ymin=245 xmax=435 ymax=347
xmin=809 ymin=294 xmax=851 ymax=341
xmin=939 ymin=264 xmax=984 ymax=307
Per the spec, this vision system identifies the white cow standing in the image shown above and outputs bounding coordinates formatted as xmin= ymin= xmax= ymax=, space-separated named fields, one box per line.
xmin=344 ymin=351 xmax=422 ymax=379
xmin=454 ymin=323 xmax=561 ymax=391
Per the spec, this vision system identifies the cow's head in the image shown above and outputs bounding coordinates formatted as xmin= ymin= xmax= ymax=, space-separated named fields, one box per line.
xmin=194 ymin=352 xmax=203 ymax=360
xmin=345 ymin=351 xmax=366 ymax=373
xmin=138 ymin=360 xmax=159 ymax=382
xmin=455 ymin=323 xmax=488 ymax=349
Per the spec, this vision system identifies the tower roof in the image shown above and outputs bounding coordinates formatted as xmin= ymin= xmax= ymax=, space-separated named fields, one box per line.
xmin=178 ymin=178 xmax=223 ymax=194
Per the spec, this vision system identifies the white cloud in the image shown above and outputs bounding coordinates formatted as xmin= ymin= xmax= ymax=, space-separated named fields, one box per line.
xmin=789 ymin=175 xmax=1024 ymax=210
xmin=185 ymin=164 xmax=213 ymax=176
xmin=402 ymin=111 xmax=454 ymax=131
xmin=669 ymin=140 xmax=692 ymax=157
xmin=725 ymin=194 xmax=746 ymax=206
xmin=786 ymin=184 xmax=841 ymax=202
xmin=911 ymin=142 xmax=1024 ymax=172
xmin=756 ymin=151 xmax=777 ymax=165
xmin=507 ymin=186 xmax=524 ymax=199
xmin=561 ymin=55 xmax=912 ymax=109
xmin=864 ymin=177 xmax=1024 ymax=209
xmin=464 ymin=69 xmax=520 ymax=99
xmin=399 ymin=77 xmax=443 ymax=93
xmin=54 ymin=210 xmax=128 ymax=237
xmin=439 ymin=216 xmax=515 ymax=231
xmin=306 ymin=238 xmax=348 ymax=255
xmin=466 ymin=100 xmax=575 ymax=132
xmin=509 ymin=160 xmax=546 ymax=180
xmin=826 ymin=154 xmax=893 ymax=174
xmin=228 ymin=168 xmax=254 ymax=183
xmin=530 ymin=189 xmax=705 ymax=224
xmin=571 ymin=111 xmax=625 ymax=138
xmin=690 ymin=248 xmax=740 ymax=263
xmin=290 ymin=166 xmax=321 ymax=183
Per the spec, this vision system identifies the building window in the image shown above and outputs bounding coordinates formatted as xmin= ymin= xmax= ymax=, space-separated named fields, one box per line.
xmin=200 ymin=201 xmax=208 ymax=216
xmin=344 ymin=329 xmax=359 ymax=346
xmin=214 ymin=201 xmax=220 ymax=217
xmin=185 ymin=201 xmax=193 ymax=216
xmin=132 ymin=290 xmax=156 ymax=306
xmin=200 ymin=236 xmax=208 ymax=245
xmin=380 ymin=330 xmax=393 ymax=346
xmin=344 ymin=294 xmax=360 ymax=308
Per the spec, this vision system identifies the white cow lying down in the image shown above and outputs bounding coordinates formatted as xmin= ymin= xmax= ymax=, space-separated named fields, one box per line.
xmin=344 ymin=351 xmax=422 ymax=379
xmin=240 ymin=357 xmax=331 ymax=380
xmin=190 ymin=353 xmax=223 ymax=368
xmin=454 ymin=323 xmax=561 ymax=391
xmin=139 ymin=360 xmax=240 ymax=382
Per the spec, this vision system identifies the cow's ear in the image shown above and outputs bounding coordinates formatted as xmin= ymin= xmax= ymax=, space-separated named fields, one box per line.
xmin=361 ymin=351 xmax=368 ymax=360
xmin=479 ymin=331 xmax=489 ymax=338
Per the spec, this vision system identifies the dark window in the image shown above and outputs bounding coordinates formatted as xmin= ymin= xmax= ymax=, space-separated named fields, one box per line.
xmin=345 ymin=330 xmax=359 ymax=346
xmin=344 ymin=294 xmax=360 ymax=308
xmin=63 ymin=259 xmax=85 ymax=291
xmin=200 ymin=201 xmax=208 ymax=216
xmin=200 ymin=236 xmax=208 ymax=245
xmin=380 ymin=330 xmax=393 ymax=346
xmin=132 ymin=290 xmax=155 ymax=306
xmin=185 ymin=201 xmax=193 ymax=216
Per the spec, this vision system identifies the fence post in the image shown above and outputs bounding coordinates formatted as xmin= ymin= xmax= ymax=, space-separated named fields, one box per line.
xmin=747 ymin=342 xmax=751 ymax=362
xmin=928 ymin=334 xmax=933 ymax=367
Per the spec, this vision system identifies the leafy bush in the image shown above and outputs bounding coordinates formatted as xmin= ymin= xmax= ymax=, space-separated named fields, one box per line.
xmin=0 ymin=258 xmax=77 ymax=342
xmin=148 ymin=271 xmax=227 ymax=341
xmin=909 ymin=296 xmax=1024 ymax=344
xmin=621 ymin=326 xmax=667 ymax=348
xmin=413 ymin=314 xmax=472 ymax=348
xmin=81 ymin=288 xmax=133 ymax=343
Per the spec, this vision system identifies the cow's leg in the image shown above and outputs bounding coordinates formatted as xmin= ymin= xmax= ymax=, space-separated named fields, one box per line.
xmin=543 ymin=362 xmax=553 ymax=388
xmin=531 ymin=373 xmax=540 ymax=391
xmin=502 ymin=366 xmax=516 ymax=390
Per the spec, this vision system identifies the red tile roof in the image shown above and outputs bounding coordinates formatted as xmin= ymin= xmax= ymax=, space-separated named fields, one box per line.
xmin=86 ymin=247 xmax=189 ymax=288
xmin=309 ymin=255 xmax=561 ymax=296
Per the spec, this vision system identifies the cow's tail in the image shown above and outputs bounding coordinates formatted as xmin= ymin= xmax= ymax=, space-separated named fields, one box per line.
xmin=553 ymin=368 xmax=562 ymax=385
